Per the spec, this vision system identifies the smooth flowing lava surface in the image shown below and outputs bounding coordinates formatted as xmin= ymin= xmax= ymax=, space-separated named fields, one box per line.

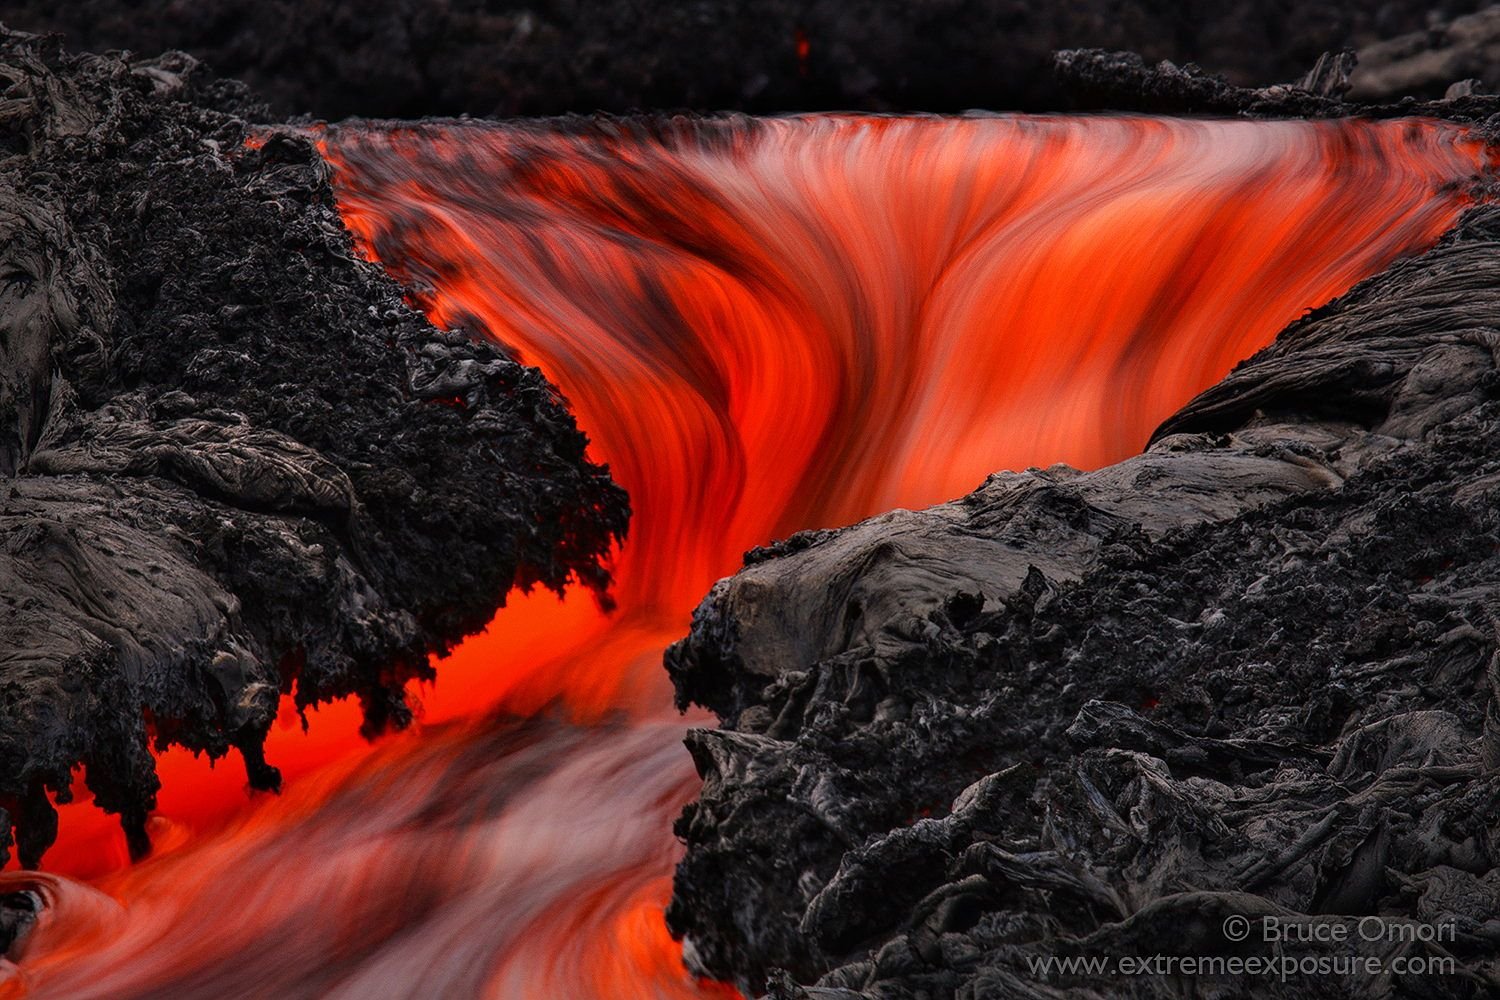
xmin=1 ymin=115 xmax=1491 ymax=998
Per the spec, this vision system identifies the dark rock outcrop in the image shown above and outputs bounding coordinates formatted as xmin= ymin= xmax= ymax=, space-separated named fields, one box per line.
xmin=667 ymin=140 xmax=1500 ymax=1000
xmin=0 ymin=1 xmax=1489 ymax=120
xmin=1053 ymin=42 xmax=1500 ymax=120
xmin=1352 ymin=5 xmax=1500 ymax=101
xmin=0 ymin=32 xmax=627 ymax=868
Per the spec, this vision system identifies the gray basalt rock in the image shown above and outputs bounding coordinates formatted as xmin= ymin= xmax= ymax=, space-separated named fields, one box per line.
xmin=0 ymin=31 xmax=627 ymax=868
xmin=668 ymin=197 xmax=1500 ymax=997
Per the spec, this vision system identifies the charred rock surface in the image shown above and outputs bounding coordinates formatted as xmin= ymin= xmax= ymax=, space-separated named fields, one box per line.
xmin=0 ymin=32 xmax=627 ymax=868
xmin=0 ymin=1 xmax=1489 ymax=120
xmin=668 ymin=200 xmax=1500 ymax=995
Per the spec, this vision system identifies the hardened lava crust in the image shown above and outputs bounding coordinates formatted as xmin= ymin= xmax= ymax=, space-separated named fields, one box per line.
xmin=665 ymin=70 xmax=1500 ymax=1000
xmin=0 ymin=31 xmax=627 ymax=870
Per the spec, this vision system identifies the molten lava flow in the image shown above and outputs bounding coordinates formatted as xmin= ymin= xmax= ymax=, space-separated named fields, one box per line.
xmin=1 ymin=115 xmax=1488 ymax=998
xmin=319 ymin=114 xmax=1491 ymax=712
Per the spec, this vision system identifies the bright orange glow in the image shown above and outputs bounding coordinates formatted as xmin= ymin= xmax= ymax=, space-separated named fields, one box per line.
xmin=2 ymin=115 xmax=1489 ymax=998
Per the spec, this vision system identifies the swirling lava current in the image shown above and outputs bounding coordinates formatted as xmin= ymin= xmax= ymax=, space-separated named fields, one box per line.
xmin=0 ymin=115 xmax=1490 ymax=998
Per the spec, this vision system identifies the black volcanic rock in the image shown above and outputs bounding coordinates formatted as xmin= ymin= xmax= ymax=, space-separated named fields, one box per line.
xmin=667 ymin=183 xmax=1500 ymax=997
xmin=0 ymin=32 xmax=627 ymax=868
xmin=0 ymin=1 xmax=1490 ymax=120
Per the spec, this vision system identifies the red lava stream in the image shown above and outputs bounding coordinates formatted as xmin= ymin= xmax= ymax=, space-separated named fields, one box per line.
xmin=0 ymin=114 xmax=1490 ymax=998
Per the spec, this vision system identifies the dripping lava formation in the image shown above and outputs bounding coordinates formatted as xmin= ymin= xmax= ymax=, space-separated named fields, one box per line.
xmin=5 ymin=17 xmax=1500 ymax=1000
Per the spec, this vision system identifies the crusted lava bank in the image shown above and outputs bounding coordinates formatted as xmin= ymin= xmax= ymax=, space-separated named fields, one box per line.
xmin=0 ymin=33 xmax=627 ymax=870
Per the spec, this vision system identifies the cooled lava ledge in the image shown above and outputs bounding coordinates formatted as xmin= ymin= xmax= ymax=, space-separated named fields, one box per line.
xmin=0 ymin=33 xmax=627 ymax=870
xmin=667 ymin=188 xmax=1500 ymax=997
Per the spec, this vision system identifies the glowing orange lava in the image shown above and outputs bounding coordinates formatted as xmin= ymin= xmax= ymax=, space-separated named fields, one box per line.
xmin=1 ymin=114 xmax=1488 ymax=998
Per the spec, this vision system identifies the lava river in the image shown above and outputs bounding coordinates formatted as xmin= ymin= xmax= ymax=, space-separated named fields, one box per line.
xmin=0 ymin=115 xmax=1490 ymax=998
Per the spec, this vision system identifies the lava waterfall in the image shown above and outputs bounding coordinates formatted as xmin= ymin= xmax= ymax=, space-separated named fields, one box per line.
xmin=0 ymin=115 xmax=1488 ymax=998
